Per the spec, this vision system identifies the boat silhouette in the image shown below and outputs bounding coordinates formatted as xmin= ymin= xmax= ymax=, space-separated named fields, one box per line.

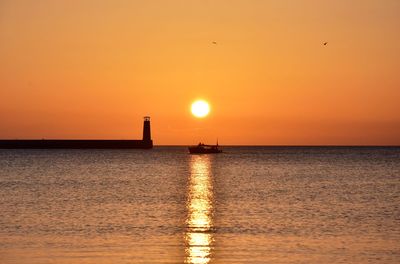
xmin=188 ymin=142 xmax=222 ymax=154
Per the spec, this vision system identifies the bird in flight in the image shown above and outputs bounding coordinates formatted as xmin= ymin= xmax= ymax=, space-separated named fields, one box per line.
xmin=212 ymin=41 xmax=217 ymax=45
xmin=323 ymin=42 xmax=328 ymax=46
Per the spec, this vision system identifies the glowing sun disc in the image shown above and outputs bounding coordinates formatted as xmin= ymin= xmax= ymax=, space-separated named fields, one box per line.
xmin=191 ymin=100 xmax=210 ymax=118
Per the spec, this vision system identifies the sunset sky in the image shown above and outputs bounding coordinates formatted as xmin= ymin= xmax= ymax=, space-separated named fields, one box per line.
xmin=1 ymin=0 xmax=399 ymax=145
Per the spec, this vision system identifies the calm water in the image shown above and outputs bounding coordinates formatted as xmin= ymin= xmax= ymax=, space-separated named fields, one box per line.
xmin=0 ymin=147 xmax=399 ymax=263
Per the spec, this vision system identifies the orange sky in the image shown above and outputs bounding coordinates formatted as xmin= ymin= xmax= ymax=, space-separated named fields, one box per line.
xmin=0 ymin=0 xmax=399 ymax=145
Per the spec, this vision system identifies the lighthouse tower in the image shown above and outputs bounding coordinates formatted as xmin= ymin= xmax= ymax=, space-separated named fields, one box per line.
xmin=142 ymin=116 xmax=152 ymax=146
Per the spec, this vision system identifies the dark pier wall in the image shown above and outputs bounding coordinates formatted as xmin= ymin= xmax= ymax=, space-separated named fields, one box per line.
xmin=0 ymin=117 xmax=153 ymax=149
xmin=0 ymin=140 xmax=153 ymax=149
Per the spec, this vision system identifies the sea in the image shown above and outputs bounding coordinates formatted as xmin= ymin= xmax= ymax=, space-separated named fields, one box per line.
xmin=0 ymin=147 xmax=399 ymax=264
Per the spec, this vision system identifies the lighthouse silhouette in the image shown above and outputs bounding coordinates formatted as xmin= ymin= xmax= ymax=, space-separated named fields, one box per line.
xmin=143 ymin=116 xmax=152 ymax=146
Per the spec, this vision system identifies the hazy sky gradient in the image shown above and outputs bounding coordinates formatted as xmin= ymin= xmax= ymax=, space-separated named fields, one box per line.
xmin=1 ymin=0 xmax=399 ymax=144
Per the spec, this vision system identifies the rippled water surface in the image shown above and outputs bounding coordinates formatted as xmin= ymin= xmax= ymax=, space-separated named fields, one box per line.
xmin=0 ymin=147 xmax=399 ymax=263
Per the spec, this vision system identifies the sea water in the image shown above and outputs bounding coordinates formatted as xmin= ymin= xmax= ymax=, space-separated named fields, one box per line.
xmin=0 ymin=147 xmax=399 ymax=263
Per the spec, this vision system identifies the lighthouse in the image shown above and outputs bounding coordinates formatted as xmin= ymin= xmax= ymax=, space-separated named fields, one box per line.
xmin=143 ymin=116 xmax=152 ymax=147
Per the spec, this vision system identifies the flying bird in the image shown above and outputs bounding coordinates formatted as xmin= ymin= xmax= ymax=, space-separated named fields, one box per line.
xmin=212 ymin=41 xmax=217 ymax=45
xmin=323 ymin=42 xmax=328 ymax=46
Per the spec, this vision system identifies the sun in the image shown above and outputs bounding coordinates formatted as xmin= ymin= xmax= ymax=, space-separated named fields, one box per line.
xmin=191 ymin=100 xmax=210 ymax=118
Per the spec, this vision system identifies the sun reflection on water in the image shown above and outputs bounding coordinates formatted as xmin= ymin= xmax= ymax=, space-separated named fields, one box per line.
xmin=185 ymin=155 xmax=214 ymax=264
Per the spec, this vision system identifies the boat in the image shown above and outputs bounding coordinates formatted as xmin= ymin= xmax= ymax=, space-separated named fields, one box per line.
xmin=188 ymin=142 xmax=222 ymax=154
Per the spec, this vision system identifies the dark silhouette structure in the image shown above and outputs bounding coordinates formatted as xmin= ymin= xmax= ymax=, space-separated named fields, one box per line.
xmin=188 ymin=142 xmax=222 ymax=154
xmin=0 ymin=117 xmax=153 ymax=149
xmin=143 ymin=116 xmax=151 ymax=142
